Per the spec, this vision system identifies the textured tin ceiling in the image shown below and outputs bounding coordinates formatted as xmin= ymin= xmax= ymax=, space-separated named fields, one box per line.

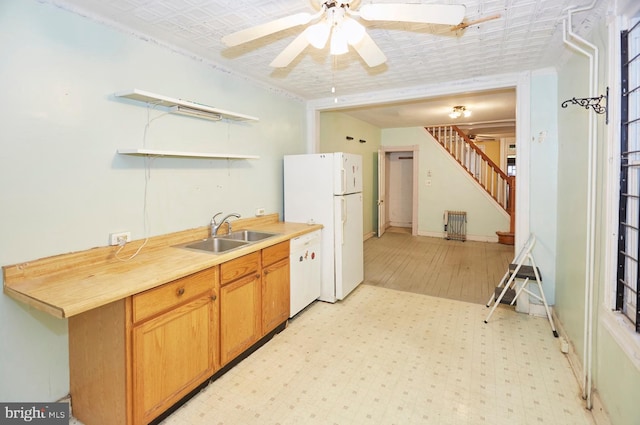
xmin=49 ymin=0 xmax=606 ymax=130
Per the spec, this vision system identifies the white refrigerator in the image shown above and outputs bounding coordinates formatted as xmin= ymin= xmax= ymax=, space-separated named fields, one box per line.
xmin=284 ymin=152 xmax=364 ymax=302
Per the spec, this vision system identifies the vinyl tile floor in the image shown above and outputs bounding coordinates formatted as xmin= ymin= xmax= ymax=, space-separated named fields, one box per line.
xmin=72 ymin=285 xmax=595 ymax=425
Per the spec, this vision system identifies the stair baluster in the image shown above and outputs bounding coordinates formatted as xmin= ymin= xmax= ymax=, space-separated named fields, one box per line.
xmin=425 ymin=125 xmax=514 ymax=231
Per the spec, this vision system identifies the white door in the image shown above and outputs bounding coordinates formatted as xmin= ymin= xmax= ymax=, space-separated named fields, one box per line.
xmin=377 ymin=149 xmax=386 ymax=237
xmin=334 ymin=193 xmax=364 ymax=300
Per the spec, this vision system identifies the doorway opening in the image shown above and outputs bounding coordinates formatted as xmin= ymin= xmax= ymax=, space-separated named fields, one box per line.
xmin=377 ymin=145 xmax=419 ymax=237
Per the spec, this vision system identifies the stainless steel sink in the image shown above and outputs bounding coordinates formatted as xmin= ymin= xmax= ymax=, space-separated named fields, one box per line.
xmin=181 ymin=237 xmax=248 ymax=254
xmin=176 ymin=230 xmax=280 ymax=254
xmin=222 ymin=230 xmax=278 ymax=242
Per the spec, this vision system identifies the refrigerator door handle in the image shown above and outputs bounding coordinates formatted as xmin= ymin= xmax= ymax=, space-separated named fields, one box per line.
xmin=341 ymin=167 xmax=346 ymax=194
xmin=341 ymin=197 xmax=347 ymax=245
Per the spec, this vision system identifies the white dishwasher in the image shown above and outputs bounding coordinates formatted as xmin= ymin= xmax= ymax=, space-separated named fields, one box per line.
xmin=289 ymin=230 xmax=322 ymax=318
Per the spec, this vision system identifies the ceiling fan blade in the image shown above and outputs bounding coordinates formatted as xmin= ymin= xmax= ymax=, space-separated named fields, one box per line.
xmin=222 ymin=12 xmax=314 ymax=47
xmin=350 ymin=32 xmax=387 ymax=67
xmin=269 ymin=28 xmax=312 ymax=68
xmin=359 ymin=4 xmax=465 ymax=25
xmin=451 ymin=14 xmax=501 ymax=31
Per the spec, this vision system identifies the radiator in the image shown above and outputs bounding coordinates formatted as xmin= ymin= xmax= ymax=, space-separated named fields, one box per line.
xmin=444 ymin=211 xmax=467 ymax=241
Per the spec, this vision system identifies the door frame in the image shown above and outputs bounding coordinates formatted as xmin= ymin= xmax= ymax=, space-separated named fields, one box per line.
xmin=378 ymin=145 xmax=419 ymax=237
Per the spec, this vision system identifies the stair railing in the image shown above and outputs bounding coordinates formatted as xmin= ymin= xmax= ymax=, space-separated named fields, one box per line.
xmin=425 ymin=125 xmax=513 ymax=213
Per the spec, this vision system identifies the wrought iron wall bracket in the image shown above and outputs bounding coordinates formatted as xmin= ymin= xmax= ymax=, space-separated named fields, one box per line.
xmin=561 ymin=87 xmax=609 ymax=124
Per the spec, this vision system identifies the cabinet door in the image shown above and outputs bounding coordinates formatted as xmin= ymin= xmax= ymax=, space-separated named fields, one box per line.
xmin=132 ymin=295 xmax=216 ymax=425
xmin=262 ymin=257 xmax=290 ymax=335
xmin=220 ymin=272 xmax=261 ymax=365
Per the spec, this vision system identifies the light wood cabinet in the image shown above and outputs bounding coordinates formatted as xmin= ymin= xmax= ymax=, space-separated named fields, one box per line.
xmin=261 ymin=241 xmax=290 ymax=334
xmin=68 ymin=240 xmax=291 ymax=425
xmin=131 ymin=270 xmax=218 ymax=424
xmin=4 ymin=218 xmax=321 ymax=425
xmin=69 ymin=267 xmax=219 ymax=425
xmin=220 ymin=252 xmax=261 ymax=365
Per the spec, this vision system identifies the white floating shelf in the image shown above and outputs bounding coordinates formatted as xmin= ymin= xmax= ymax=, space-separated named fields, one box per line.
xmin=115 ymin=89 xmax=259 ymax=122
xmin=117 ymin=148 xmax=259 ymax=160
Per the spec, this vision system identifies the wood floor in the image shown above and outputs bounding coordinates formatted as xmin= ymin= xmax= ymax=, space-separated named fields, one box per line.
xmin=364 ymin=230 xmax=514 ymax=305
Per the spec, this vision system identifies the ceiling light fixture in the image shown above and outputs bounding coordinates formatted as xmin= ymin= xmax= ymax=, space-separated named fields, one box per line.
xmin=305 ymin=3 xmax=366 ymax=57
xmin=306 ymin=22 xmax=330 ymax=48
xmin=330 ymin=26 xmax=349 ymax=55
xmin=449 ymin=105 xmax=471 ymax=119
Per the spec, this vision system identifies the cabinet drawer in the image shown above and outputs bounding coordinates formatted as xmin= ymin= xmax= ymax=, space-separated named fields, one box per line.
xmin=133 ymin=267 xmax=217 ymax=323
xmin=220 ymin=251 xmax=260 ymax=286
xmin=262 ymin=241 xmax=289 ymax=267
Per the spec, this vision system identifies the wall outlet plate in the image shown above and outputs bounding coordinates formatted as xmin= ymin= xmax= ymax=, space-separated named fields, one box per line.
xmin=110 ymin=231 xmax=131 ymax=246
xmin=255 ymin=208 xmax=265 ymax=216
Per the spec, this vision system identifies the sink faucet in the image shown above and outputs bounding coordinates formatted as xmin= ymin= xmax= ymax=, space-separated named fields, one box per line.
xmin=211 ymin=212 xmax=241 ymax=237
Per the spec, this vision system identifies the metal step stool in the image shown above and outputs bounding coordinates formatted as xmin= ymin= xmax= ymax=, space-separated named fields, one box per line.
xmin=484 ymin=234 xmax=558 ymax=337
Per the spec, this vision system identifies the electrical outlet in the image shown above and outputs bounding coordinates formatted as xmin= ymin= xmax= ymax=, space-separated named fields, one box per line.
xmin=110 ymin=231 xmax=131 ymax=246
xmin=255 ymin=208 xmax=265 ymax=216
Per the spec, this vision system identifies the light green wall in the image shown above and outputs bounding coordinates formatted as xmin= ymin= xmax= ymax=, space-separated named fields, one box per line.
xmin=555 ymin=13 xmax=640 ymax=425
xmin=0 ymin=0 xmax=306 ymax=401
xmin=319 ymin=111 xmax=381 ymax=237
xmin=529 ymin=71 xmax=560 ymax=304
xmin=595 ymin=328 xmax=640 ymax=425
xmin=555 ymin=52 xmax=589 ymax=355
xmin=381 ymin=127 xmax=509 ymax=239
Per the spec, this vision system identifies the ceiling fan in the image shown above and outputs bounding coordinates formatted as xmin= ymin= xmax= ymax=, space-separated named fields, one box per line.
xmin=450 ymin=13 xmax=501 ymax=32
xmin=222 ymin=0 xmax=466 ymax=68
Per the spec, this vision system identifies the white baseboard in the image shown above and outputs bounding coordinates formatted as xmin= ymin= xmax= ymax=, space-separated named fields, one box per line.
xmin=590 ymin=391 xmax=612 ymax=425
xmin=419 ymin=230 xmax=499 ymax=243
xmin=551 ymin=310 xmax=612 ymax=425
xmin=528 ymin=302 xmax=552 ymax=318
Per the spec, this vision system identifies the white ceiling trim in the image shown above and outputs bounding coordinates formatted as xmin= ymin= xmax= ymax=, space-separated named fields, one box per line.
xmin=308 ymin=70 xmax=528 ymax=112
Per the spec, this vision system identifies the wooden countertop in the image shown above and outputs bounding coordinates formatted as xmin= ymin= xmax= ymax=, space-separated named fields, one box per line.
xmin=3 ymin=214 xmax=322 ymax=319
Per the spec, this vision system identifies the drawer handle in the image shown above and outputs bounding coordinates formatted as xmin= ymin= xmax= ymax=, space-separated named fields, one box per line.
xmin=176 ymin=287 xmax=185 ymax=296
xmin=211 ymin=294 xmax=217 ymax=302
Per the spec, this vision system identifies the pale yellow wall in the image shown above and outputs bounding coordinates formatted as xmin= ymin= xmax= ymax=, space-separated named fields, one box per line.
xmin=318 ymin=112 xmax=381 ymax=238
xmin=474 ymin=140 xmax=501 ymax=170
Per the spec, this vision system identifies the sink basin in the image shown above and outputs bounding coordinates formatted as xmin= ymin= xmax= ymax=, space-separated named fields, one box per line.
xmin=181 ymin=237 xmax=248 ymax=254
xmin=221 ymin=230 xmax=279 ymax=242
xmin=176 ymin=230 xmax=280 ymax=255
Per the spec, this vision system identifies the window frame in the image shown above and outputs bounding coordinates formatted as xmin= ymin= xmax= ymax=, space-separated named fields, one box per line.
xmin=616 ymin=19 xmax=640 ymax=332
xmin=603 ymin=12 xmax=640 ymax=372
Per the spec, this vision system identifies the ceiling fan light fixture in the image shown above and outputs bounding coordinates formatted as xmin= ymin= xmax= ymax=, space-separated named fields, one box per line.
xmin=449 ymin=105 xmax=471 ymax=119
xmin=307 ymin=22 xmax=330 ymax=49
xmin=343 ymin=17 xmax=365 ymax=45
xmin=223 ymin=2 xmax=467 ymax=69
xmin=330 ymin=26 xmax=349 ymax=55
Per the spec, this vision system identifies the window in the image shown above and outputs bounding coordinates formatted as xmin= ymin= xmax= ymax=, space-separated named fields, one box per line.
xmin=507 ymin=156 xmax=516 ymax=177
xmin=617 ymin=20 xmax=640 ymax=332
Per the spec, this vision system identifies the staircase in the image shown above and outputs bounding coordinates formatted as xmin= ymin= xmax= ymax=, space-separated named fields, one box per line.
xmin=425 ymin=125 xmax=515 ymax=243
